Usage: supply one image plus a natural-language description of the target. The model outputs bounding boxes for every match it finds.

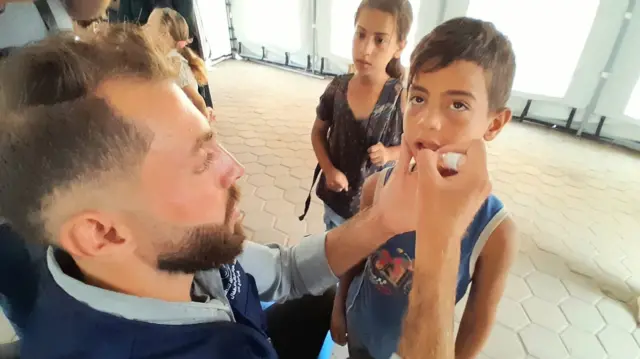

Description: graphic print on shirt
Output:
[220,261,243,300]
[367,248,414,295]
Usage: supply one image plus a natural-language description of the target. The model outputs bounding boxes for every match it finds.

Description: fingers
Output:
[414,148,441,184]
[368,142,383,153]
[395,135,413,174]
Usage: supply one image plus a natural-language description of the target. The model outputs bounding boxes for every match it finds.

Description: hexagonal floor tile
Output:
[243,211,275,231]
[265,199,296,216]
[525,271,569,304]
[496,297,530,331]
[273,175,301,190]
[290,166,312,179]
[519,324,568,359]
[239,195,265,212]
[561,274,604,305]
[284,187,310,203]
[511,252,536,277]
[481,324,527,359]
[596,298,636,332]
[504,274,533,302]
[560,327,607,359]
[248,174,275,187]
[234,152,258,164]
[265,165,290,177]
[559,297,605,334]
[597,325,640,358]
[258,154,282,166]
[275,217,308,237]
[251,228,288,246]
[281,157,306,168]
[244,162,266,175]
[255,185,284,201]
[522,297,568,333]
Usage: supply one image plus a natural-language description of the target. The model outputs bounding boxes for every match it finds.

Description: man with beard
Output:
[0,24,492,359]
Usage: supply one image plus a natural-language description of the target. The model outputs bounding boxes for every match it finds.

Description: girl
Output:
[146,7,210,117]
[303,0,413,231]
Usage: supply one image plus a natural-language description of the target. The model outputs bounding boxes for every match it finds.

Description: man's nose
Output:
[219,145,245,188]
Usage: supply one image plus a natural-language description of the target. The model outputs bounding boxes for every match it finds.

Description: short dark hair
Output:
[409,17,516,111]
[0,24,175,243]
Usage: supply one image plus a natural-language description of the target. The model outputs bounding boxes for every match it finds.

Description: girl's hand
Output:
[326,168,349,192]
[330,298,348,346]
[205,107,216,124]
[368,142,389,166]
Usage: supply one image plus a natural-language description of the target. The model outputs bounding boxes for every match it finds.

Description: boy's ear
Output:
[484,108,512,142]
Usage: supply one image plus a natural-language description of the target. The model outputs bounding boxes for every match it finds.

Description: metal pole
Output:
[225,0,238,55]
[577,1,636,136]
[436,0,447,24]
[311,0,318,74]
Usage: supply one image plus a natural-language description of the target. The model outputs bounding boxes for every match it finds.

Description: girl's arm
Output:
[332,172,381,342]
[182,85,208,116]
[455,217,518,359]
[311,119,335,174]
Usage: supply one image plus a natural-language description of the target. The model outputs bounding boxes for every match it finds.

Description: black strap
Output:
[34,0,59,33]
[298,164,322,221]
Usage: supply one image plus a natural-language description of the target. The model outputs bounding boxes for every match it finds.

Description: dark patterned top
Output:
[315,74,404,219]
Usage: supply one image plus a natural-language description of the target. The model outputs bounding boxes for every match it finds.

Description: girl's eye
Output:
[409,96,424,105]
[195,152,214,174]
[375,36,385,45]
[450,102,469,111]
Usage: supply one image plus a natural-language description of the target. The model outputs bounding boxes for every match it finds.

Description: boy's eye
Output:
[409,95,425,105]
[450,101,469,111]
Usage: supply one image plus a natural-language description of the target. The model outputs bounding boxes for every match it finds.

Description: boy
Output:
[331,16,519,359]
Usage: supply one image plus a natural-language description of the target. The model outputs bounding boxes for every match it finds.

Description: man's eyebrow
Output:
[193,130,214,152]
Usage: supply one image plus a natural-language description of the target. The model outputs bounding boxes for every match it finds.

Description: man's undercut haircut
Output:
[0,23,177,112]
[408,17,516,111]
[0,24,178,244]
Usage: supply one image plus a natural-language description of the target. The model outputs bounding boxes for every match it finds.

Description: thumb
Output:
[395,136,412,174]
[414,148,440,184]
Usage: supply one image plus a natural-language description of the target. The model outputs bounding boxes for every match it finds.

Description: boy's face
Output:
[404,60,511,155]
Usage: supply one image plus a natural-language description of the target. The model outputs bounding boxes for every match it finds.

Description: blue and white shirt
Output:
[346,166,508,359]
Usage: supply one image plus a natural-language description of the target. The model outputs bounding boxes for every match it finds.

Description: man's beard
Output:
[156,185,246,274]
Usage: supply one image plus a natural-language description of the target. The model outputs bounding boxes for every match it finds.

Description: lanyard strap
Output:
[34,0,59,33]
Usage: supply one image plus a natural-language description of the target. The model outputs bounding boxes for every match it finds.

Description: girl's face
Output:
[352,8,403,77]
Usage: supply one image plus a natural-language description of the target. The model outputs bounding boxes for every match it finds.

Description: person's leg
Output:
[265,287,335,359]
[323,204,346,231]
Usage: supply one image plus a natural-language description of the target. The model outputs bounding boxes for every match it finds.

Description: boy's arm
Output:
[455,217,518,359]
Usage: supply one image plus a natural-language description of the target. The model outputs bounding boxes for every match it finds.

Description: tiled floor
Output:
[2,61,640,358]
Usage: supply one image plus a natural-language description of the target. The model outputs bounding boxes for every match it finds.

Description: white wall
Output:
[226,0,640,147]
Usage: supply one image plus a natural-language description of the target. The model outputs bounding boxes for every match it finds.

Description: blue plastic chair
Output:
[260,301,334,359]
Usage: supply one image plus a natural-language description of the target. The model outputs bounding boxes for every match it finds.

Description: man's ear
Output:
[58,211,134,259]
[484,108,512,142]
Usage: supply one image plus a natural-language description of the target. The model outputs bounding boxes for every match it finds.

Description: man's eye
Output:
[195,152,214,174]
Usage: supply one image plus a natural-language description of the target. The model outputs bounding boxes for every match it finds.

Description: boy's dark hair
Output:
[0,24,175,244]
[355,0,413,80]
[409,17,516,111]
